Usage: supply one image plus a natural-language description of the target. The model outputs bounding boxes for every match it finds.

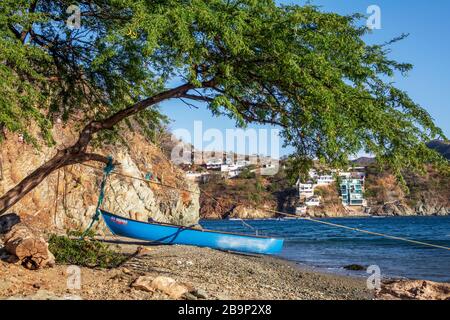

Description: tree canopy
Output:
[0,0,447,213]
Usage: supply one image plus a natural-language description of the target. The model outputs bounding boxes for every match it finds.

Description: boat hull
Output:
[100,210,284,255]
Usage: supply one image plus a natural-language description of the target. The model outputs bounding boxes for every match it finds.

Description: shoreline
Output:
[1,238,449,300]
[1,238,374,300]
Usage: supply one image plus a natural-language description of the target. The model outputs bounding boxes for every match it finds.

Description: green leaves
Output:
[48,232,127,268]
[0,0,446,176]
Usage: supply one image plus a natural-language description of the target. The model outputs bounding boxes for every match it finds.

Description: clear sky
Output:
[160,0,450,157]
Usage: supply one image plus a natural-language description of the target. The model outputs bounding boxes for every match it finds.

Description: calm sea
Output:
[201,216,450,282]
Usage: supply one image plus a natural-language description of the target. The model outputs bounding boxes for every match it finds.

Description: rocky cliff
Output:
[200,175,276,219]
[365,165,450,216]
[0,122,200,232]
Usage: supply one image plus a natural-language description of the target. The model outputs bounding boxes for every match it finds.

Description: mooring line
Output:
[77,162,450,252]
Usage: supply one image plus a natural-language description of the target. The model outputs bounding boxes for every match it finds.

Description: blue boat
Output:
[100,210,284,255]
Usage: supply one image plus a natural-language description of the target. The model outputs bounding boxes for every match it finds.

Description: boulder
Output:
[132,275,192,299]
[151,276,190,299]
[131,276,155,293]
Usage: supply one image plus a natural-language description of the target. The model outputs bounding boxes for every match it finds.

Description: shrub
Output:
[48,232,127,269]
[238,168,256,179]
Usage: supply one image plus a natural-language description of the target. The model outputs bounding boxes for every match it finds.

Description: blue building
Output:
[340,179,365,206]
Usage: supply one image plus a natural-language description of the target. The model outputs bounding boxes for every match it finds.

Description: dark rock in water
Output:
[344,264,366,271]
[0,213,21,235]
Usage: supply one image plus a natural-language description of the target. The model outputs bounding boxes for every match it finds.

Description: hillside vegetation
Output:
[199,149,450,218]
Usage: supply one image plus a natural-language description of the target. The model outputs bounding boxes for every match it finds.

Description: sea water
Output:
[201,216,450,282]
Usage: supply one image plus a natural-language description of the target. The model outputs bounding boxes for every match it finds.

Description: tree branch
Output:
[180,93,214,102]
[0,79,217,215]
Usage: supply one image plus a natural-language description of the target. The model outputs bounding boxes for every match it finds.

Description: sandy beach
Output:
[0,237,373,300]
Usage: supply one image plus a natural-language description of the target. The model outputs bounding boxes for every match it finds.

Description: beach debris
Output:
[0,213,55,270]
[131,275,194,299]
[377,280,450,300]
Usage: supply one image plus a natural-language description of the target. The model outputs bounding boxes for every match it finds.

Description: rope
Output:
[78,161,450,252]
[81,156,115,236]
[79,162,263,235]
[265,209,450,251]
[235,218,260,235]
[80,162,200,195]
[53,169,61,226]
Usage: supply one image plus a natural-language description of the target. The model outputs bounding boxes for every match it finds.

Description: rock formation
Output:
[0,123,200,232]
[377,280,450,300]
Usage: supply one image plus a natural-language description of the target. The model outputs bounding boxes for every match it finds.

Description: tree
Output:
[0,0,446,215]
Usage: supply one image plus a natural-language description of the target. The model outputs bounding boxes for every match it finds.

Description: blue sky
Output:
[160,0,450,157]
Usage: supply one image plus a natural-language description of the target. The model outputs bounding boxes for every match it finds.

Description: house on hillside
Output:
[316,174,334,186]
[296,181,315,199]
[296,166,367,208]
[221,164,242,178]
[186,171,210,183]
[308,169,335,186]
[339,178,366,206]
[206,158,223,170]
[235,160,250,168]
[305,196,321,207]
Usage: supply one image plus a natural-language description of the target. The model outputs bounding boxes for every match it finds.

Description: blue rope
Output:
[82,156,115,237]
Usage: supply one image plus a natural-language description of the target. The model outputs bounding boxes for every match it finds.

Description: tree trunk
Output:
[1,213,54,270]
[0,150,109,215]
[0,81,213,216]
[3,221,55,269]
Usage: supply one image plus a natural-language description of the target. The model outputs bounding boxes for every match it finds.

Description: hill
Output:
[427,140,450,160]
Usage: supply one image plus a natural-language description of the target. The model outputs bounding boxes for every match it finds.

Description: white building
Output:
[206,159,223,170]
[295,205,307,215]
[338,169,365,180]
[186,171,210,183]
[316,174,334,186]
[297,182,315,199]
[307,169,335,186]
[260,162,278,176]
[221,164,243,178]
[221,164,239,172]
[235,160,250,168]
[228,169,242,179]
[305,196,321,207]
